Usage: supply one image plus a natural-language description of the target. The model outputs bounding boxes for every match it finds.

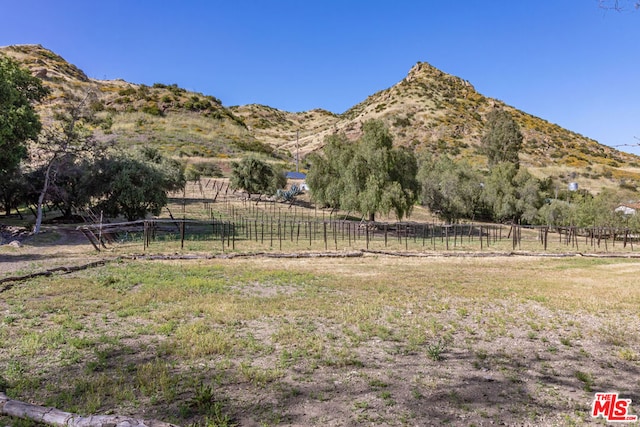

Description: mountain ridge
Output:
[2,44,640,191]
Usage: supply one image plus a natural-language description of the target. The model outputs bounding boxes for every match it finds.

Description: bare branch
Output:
[613,137,640,148]
[599,0,640,11]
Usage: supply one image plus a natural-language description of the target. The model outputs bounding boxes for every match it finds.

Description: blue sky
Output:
[2,1,639,154]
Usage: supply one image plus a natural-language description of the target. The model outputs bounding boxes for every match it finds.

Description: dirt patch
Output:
[0,225,96,277]
[230,281,299,298]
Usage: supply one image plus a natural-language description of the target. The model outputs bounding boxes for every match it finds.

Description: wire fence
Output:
[78,217,638,254]
[76,179,640,254]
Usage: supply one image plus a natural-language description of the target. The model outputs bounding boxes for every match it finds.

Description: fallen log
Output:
[0,392,179,427]
[0,260,111,293]
[125,251,364,261]
[261,250,363,259]
[360,249,640,258]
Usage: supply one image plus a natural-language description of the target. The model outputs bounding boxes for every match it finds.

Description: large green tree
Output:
[229,155,286,199]
[305,134,354,211]
[307,120,419,221]
[95,149,185,221]
[418,156,484,223]
[536,199,574,226]
[480,109,523,168]
[0,56,48,177]
[571,189,622,228]
[483,162,542,223]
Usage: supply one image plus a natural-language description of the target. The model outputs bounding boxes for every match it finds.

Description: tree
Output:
[29,155,100,218]
[483,162,542,223]
[0,167,29,217]
[480,109,523,168]
[0,56,48,178]
[138,146,186,193]
[229,156,286,199]
[418,156,484,223]
[32,92,103,233]
[572,189,622,228]
[305,133,354,211]
[307,120,419,221]
[96,150,185,221]
[536,199,574,226]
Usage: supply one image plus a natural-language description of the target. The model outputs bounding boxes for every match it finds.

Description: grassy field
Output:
[1,251,640,426]
[1,183,640,426]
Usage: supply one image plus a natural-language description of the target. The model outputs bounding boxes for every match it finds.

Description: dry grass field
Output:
[2,232,640,426]
[1,185,640,426]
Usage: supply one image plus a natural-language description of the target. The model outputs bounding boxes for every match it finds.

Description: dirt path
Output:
[0,225,98,277]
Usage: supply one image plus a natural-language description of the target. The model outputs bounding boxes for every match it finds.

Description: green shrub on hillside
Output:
[90,100,105,112]
[142,102,163,116]
[185,162,223,181]
[118,87,136,96]
[184,96,212,112]
[234,139,273,155]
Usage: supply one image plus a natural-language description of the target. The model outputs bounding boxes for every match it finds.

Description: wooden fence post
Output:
[180,219,185,249]
[221,221,225,253]
[323,222,327,251]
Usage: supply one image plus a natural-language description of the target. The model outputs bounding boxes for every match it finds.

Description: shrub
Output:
[118,87,136,96]
[186,162,223,180]
[393,116,411,128]
[375,103,387,112]
[234,139,274,155]
[141,102,163,116]
[90,100,105,112]
[100,115,114,133]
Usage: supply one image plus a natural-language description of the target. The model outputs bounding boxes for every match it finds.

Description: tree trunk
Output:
[33,158,56,234]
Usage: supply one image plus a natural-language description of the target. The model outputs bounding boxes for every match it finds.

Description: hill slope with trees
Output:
[2,44,640,197]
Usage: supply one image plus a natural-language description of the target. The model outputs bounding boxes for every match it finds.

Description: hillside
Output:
[2,44,640,192]
[234,62,638,167]
[0,44,271,159]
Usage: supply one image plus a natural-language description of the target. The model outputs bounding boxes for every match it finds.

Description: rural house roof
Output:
[285,171,307,180]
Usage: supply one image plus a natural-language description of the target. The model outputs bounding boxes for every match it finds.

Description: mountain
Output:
[234,62,638,168]
[2,44,640,191]
[0,44,271,159]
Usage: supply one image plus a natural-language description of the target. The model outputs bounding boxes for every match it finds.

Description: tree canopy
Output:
[0,56,48,176]
[307,120,419,221]
[95,149,185,221]
[229,156,286,198]
[483,162,542,223]
[480,109,523,168]
[418,156,484,223]
[22,147,186,222]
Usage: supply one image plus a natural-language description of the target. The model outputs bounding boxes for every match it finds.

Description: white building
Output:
[615,202,640,216]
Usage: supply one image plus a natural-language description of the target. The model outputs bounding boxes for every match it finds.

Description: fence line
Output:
[78,217,638,254]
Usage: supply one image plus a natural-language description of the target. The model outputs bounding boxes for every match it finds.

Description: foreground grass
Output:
[1,256,639,426]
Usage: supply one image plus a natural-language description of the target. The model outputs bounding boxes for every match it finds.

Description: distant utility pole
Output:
[296,130,299,173]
